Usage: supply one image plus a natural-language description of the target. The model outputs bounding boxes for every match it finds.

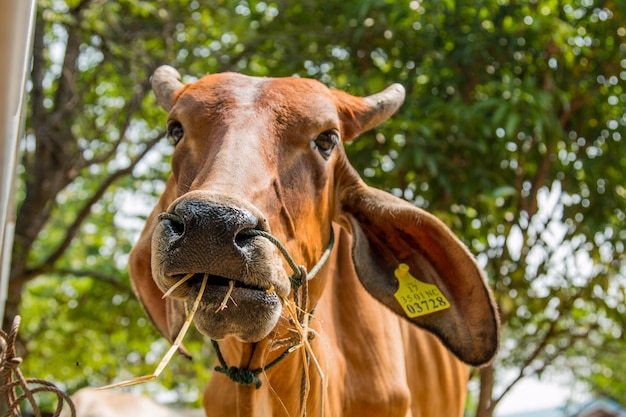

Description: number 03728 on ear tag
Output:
[394,263,450,318]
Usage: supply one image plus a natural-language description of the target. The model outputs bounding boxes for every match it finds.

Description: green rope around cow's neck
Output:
[212,340,298,389]
[210,228,334,389]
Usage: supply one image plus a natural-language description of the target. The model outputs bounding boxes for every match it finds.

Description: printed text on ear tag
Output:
[394,263,450,318]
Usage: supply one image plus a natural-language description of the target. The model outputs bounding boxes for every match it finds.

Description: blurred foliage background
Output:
[4,0,625,415]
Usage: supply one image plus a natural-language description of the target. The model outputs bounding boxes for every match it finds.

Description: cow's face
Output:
[134,67,403,343]
[131,66,499,366]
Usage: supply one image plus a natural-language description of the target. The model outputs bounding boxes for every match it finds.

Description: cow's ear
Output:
[341,182,500,366]
[129,179,191,358]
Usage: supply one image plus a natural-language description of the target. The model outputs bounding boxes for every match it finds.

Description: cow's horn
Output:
[360,83,406,132]
[151,65,184,112]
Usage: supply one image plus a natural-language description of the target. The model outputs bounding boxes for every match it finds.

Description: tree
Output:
[10,0,210,404]
[577,336,626,401]
[347,2,626,415]
[9,0,626,414]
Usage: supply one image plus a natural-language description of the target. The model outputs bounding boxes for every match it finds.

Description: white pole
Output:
[0,0,37,322]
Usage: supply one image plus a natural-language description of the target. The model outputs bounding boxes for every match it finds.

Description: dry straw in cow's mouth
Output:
[98,273,209,390]
[161,272,194,298]
[99,275,324,417]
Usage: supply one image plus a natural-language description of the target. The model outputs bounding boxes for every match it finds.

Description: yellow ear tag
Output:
[394,263,450,318]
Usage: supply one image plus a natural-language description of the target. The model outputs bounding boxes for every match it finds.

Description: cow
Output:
[128,65,500,417]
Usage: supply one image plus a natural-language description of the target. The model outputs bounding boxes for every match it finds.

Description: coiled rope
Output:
[0,315,76,417]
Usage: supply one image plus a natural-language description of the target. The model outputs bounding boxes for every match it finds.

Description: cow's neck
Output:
[207,230,334,416]
[213,318,323,417]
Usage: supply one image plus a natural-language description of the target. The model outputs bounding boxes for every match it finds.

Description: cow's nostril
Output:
[158,212,185,237]
[234,228,257,248]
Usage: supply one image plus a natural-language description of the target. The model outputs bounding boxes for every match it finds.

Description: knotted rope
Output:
[212,340,298,389]
[211,228,334,389]
[0,316,75,417]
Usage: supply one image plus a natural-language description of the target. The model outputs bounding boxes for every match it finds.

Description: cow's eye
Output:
[312,130,339,159]
[167,121,184,145]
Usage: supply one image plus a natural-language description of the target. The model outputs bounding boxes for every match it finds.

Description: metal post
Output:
[0,0,37,323]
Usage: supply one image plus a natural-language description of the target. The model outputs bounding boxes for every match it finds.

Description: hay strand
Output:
[215,280,236,313]
[161,272,195,299]
[99,273,209,390]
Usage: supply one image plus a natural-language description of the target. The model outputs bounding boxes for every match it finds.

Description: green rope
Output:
[210,228,334,389]
[239,229,304,289]
[239,228,335,290]
[212,340,296,389]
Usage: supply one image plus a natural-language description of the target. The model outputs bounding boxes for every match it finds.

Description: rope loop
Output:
[239,228,304,288]
[239,228,334,290]
[1,315,76,417]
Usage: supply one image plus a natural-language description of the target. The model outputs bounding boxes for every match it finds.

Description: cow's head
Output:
[130,66,499,366]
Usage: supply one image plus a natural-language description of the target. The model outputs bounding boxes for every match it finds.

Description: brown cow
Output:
[129,65,499,417]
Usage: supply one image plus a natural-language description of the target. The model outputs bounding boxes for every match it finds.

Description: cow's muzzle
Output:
[151,192,291,342]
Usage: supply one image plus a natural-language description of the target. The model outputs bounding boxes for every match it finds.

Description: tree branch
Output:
[51,13,82,125]
[52,268,130,292]
[29,12,47,141]
[12,133,163,287]
[42,135,163,267]
[81,78,152,169]
[492,316,560,406]
[527,140,554,217]
[492,281,588,409]
[476,364,495,417]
